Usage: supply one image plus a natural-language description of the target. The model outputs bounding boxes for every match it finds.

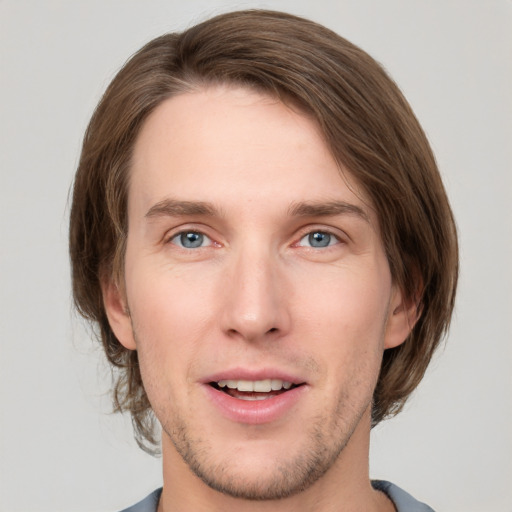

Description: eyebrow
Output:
[145,198,370,223]
[288,200,370,223]
[145,199,219,219]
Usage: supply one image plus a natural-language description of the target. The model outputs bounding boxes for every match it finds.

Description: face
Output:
[104,86,412,500]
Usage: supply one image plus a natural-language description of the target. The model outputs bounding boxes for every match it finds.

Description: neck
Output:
[158,409,394,512]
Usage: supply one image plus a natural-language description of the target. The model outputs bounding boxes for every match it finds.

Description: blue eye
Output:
[299,231,338,248]
[171,231,211,249]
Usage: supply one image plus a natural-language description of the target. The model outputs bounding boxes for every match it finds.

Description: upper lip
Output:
[201,368,306,385]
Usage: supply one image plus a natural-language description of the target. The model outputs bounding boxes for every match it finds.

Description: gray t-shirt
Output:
[119,481,435,511]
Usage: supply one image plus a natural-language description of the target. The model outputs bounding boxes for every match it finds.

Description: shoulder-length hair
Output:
[69,9,458,453]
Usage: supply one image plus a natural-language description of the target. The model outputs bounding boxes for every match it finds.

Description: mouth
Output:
[204,374,308,424]
[209,379,303,401]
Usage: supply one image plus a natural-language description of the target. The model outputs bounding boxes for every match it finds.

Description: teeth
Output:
[238,380,254,392]
[254,379,272,392]
[271,379,282,390]
[217,379,293,392]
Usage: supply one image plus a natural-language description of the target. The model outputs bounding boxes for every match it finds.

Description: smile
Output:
[210,379,299,401]
[204,376,307,423]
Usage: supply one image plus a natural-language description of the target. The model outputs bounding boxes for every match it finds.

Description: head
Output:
[70,8,457,463]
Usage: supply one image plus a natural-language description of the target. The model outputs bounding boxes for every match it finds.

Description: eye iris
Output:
[309,231,330,247]
[180,232,203,248]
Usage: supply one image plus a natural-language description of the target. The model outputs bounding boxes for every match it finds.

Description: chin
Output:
[186,447,340,501]
[164,413,353,501]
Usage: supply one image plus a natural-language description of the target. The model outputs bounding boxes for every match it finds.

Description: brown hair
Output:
[69,9,458,452]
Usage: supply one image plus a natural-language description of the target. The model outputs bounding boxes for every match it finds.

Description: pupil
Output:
[181,232,203,248]
[309,232,330,247]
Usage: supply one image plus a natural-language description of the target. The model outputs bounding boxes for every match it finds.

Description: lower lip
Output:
[203,384,307,425]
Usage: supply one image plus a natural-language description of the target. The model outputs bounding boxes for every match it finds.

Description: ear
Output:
[101,277,137,350]
[384,286,421,349]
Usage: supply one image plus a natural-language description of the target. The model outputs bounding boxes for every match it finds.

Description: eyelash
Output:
[166,227,344,251]
[168,230,214,249]
[295,230,342,249]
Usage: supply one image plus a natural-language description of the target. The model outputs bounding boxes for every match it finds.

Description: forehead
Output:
[129,86,373,221]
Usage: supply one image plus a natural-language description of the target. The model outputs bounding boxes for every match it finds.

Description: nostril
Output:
[267,327,278,334]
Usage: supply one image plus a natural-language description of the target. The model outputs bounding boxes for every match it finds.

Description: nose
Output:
[220,245,290,343]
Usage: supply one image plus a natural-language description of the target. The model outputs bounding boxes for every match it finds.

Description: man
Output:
[69,10,458,512]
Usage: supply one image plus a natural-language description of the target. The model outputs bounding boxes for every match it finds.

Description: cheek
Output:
[125,266,218,386]
[299,265,391,334]
[295,265,391,373]
[127,258,216,327]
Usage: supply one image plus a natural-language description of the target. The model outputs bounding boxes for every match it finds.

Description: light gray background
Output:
[1,1,511,511]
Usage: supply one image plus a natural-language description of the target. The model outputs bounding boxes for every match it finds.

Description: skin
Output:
[104,86,415,511]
